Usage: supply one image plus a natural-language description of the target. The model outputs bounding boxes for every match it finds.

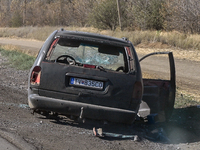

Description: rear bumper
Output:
[28,94,136,124]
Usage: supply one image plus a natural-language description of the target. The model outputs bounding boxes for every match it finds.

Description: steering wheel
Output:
[55,55,76,65]
[116,66,124,72]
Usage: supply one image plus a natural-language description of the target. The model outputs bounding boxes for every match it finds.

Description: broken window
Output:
[45,38,133,73]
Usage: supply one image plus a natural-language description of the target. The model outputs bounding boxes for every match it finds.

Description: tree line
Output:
[0,0,199,34]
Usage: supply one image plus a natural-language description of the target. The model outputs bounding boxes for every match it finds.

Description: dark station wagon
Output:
[28,29,176,124]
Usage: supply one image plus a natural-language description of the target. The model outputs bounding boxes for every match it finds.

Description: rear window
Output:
[45,38,134,72]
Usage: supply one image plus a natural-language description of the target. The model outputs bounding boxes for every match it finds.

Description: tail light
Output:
[30,66,41,85]
[132,81,143,100]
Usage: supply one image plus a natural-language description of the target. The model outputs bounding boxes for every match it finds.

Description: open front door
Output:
[138,52,176,122]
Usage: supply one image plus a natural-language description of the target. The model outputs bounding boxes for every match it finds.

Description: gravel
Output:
[1,51,200,150]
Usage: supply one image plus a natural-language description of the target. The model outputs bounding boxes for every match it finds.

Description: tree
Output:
[89,0,119,30]
[72,0,96,26]
[131,0,166,30]
[167,0,200,33]
[10,0,23,27]
[0,0,199,34]
[0,0,12,26]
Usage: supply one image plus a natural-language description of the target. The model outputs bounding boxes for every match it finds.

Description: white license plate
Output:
[70,77,103,89]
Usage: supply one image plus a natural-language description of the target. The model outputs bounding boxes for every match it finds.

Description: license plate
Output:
[70,77,103,89]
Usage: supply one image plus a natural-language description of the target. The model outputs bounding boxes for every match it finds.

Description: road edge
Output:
[0,128,36,150]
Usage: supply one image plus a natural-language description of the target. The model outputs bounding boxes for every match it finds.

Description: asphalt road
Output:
[0,37,199,99]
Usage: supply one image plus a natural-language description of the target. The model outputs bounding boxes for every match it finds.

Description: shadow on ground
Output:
[36,105,200,144]
[163,106,200,144]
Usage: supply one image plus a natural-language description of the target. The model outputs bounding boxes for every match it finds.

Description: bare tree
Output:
[0,0,12,26]
[10,0,23,27]
[0,0,199,34]
[168,0,200,33]
[131,0,166,30]
[23,0,27,26]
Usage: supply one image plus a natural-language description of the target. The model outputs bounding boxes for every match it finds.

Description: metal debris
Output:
[144,127,171,143]
[93,127,140,140]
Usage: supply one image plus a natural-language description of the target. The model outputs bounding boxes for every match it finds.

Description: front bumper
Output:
[28,94,136,124]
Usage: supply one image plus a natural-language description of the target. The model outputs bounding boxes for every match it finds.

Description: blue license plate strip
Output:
[70,77,103,89]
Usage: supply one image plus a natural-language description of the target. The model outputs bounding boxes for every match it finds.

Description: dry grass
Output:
[0,26,100,41]
[0,26,199,62]
[136,47,200,62]
[0,26,199,50]
[0,45,37,57]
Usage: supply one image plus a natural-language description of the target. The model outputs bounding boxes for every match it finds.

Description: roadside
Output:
[1,38,200,149]
[0,53,174,150]
[0,136,19,150]
[0,38,199,100]
[0,54,36,150]
[0,128,36,150]
[137,42,200,62]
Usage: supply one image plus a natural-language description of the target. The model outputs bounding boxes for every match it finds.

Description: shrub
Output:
[132,0,166,30]
[89,0,118,30]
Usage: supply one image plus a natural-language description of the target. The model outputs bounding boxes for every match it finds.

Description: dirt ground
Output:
[0,39,200,150]
[1,46,200,149]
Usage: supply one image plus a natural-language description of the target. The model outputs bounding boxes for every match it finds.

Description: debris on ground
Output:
[93,127,140,141]
[144,127,171,143]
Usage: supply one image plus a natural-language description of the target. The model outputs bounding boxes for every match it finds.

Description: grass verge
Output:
[175,90,200,108]
[0,48,35,70]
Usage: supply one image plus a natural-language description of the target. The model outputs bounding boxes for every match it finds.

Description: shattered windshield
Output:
[46,38,130,72]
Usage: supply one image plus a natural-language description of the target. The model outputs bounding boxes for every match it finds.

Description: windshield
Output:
[46,38,131,72]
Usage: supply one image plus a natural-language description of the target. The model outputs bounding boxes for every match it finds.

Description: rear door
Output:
[138,52,176,122]
[38,38,138,111]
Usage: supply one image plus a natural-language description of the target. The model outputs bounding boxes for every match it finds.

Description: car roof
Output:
[55,30,131,47]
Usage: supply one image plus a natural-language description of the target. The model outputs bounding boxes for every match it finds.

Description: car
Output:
[28,29,176,124]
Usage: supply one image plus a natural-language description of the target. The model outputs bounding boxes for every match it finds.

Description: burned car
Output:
[28,29,175,124]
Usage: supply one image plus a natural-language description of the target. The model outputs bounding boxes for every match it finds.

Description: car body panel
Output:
[38,62,137,109]
[29,94,136,124]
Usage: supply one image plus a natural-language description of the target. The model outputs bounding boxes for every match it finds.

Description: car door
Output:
[38,38,139,111]
[138,52,176,122]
